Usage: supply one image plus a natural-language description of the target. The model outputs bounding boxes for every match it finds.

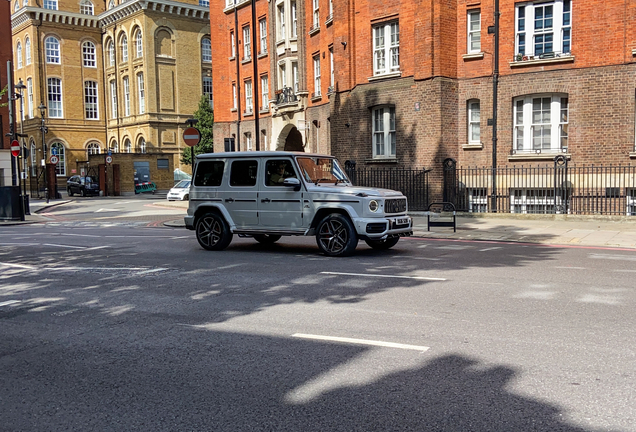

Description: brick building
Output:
[211,0,636,210]
[10,0,211,193]
[1,0,14,186]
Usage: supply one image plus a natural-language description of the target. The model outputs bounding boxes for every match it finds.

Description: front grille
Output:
[366,222,387,234]
[385,198,407,214]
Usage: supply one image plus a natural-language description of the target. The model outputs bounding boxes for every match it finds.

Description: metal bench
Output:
[427,202,456,232]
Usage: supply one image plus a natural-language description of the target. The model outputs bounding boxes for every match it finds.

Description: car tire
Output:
[67,188,73,197]
[81,188,86,197]
[365,237,400,250]
[183,194,189,201]
[254,234,282,244]
[196,212,233,251]
[316,213,358,257]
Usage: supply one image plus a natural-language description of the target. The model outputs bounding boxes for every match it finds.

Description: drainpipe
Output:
[234,0,241,151]
[491,0,500,213]
[251,0,259,150]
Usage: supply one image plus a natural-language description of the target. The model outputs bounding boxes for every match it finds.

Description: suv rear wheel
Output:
[316,213,358,257]
[67,188,73,197]
[254,234,281,244]
[365,237,400,250]
[196,212,233,251]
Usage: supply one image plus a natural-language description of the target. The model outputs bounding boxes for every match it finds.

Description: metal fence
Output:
[345,166,431,211]
[452,161,636,215]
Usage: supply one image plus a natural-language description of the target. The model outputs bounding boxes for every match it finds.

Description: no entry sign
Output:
[183,127,201,147]
[10,140,20,157]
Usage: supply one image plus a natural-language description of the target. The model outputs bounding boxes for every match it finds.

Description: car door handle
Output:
[225,198,234,203]
[261,198,271,203]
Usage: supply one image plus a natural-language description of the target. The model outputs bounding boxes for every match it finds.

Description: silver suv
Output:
[184,151,412,257]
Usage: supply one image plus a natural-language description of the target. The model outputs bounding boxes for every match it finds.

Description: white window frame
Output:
[468,100,480,144]
[30,141,36,175]
[138,138,146,154]
[260,75,268,110]
[202,37,212,62]
[27,77,33,119]
[138,73,145,114]
[50,142,65,176]
[372,106,396,159]
[82,41,96,67]
[291,1,297,38]
[513,94,569,154]
[45,36,60,64]
[467,10,481,53]
[123,76,130,116]
[329,48,334,87]
[232,83,237,109]
[245,132,252,151]
[80,0,94,15]
[243,26,251,60]
[313,56,321,97]
[135,30,143,58]
[292,61,298,94]
[47,77,63,118]
[515,0,571,58]
[259,19,267,54]
[245,80,253,113]
[278,5,286,41]
[107,40,115,66]
[43,0,57,10]
[87,142,100,155]
[108,0,114,9]
[373,22,399,76]
[84,81,99,119]
[312,0,319,29]
[279,63,286,89]
[25,37,31,65]
[124,139,132,153]
[121,35,128,62]
[511,188,560,214]
[110,80,117,118]
[17,42,22,69]
[199,0,209,6]
[230,31,236,58]
[468,188,488,213]
[203,76,213,107]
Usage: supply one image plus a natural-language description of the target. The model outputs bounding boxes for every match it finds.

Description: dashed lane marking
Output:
[320,271,446,281]
[292,333,430,352]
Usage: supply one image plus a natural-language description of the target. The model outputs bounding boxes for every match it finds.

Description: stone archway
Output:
[276,123,305,152]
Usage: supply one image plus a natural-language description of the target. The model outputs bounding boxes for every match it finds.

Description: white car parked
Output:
[167,180,191,201]
[185,152,412,256]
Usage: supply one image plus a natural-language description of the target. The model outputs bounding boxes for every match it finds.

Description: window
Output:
[260,75,268,110]
[82,41,96,67]
[194,161,224,186]
[157,159,169,169]
[135,30,143,58]
[47,78,62,118]
[513,94,569,153]
[230,160,258,187]
[138,137,146,154]
[313,55,321,97]
[87,142,100,155]
[45,36,60,64]
[245,80,253,113]
[372,106,396,158]
[468,188,488,213]
[108,0,114,9]
[43,0,57,10]
[110,141,119,153]
[80,0,94,15]
[329,47,334,88]
[312,0,319,29]
[107,40,115,66]
[373,22,399,76]
[124,139,131,153]
[243,26,251,60]
[232,83,237,109]
[266,159,297,186]
[203,77,213,107]
[199,0,209,6]
[137,73,145,114]
[511,188,559,214]
[202,37,212,62]
[259,19,267,54]
[16,42,22,69]
[27,78,33,119]
[121,35,128,62]
[245,132,252,151]
[515,0,571,57]
[279,63,286,89]
[14,0,19,11]
[110,80,117,118]
[30,141,36,176]
[468,11,481,53]
[123,76,130,116]
[291,1,297,38]
[278,5,285,40]
[468,100,480,144]
[292,62,298,94]
[25,37,31,65]
[50,143,65,176]
[230,31,236,58]
[84,81,98,119]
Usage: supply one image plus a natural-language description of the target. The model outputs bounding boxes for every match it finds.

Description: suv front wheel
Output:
[196,212,233,251]
[316,213,358,257]
[365,237,400,250]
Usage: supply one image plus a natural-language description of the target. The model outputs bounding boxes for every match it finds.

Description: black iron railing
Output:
[275,87,298,105]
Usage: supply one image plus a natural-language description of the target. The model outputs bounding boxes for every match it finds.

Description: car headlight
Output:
[369,200,380,212]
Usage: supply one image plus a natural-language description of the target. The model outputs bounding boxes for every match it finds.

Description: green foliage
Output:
[181,95,214,166]
[0,85,8,108]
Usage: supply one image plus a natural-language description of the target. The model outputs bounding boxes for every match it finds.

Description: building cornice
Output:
[11,6,101,30]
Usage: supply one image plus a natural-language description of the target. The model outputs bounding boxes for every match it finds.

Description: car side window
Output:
[230,160,258,187]
[194,161,225,186]
[265,159,297,187]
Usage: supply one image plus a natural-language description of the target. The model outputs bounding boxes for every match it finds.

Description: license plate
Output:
[396,218,409,225]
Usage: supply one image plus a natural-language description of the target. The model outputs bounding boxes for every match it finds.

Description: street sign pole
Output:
[184,119,201,169]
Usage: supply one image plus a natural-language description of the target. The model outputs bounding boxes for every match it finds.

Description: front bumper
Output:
[184,215,195,230]
[353,215,413,240]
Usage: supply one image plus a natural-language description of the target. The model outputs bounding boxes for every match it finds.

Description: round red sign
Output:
[50,155,59,165]
[10,140,20,157]
[183,127,201,147]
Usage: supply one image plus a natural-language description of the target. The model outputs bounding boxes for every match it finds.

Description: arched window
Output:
[110,140,119,153]
[120,34,128,62]
[14,1,20,11]
[82,41,96,67]
[107,40,115,67]
[108,0,114,9]
[137,137,146,154]
[79,0,93,14]
[16,42,23,68]
[201,37,211,62]
[25,37,31,65]
[30,141,36,176]
[23,0,28,6]
[135,29,143,58]
[87,142,100,155]
[45,36,60,64]
[50,142,66,176]
[124,139,131,153]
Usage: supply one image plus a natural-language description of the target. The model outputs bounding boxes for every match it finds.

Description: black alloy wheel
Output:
[196,212,233,251]
[67,188,73,197]
[365,237,400,250]
[316,213,358,257]
[80,188,86,197]
[254,234,282,244]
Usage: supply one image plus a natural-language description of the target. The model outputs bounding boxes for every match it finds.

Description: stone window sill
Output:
[463,52,484,60]
[241,57,252,65]
[510,55,574,68]
[309,26,320,36]
[629,152,636,159]
[368,71,402,82]
[508,153,571,161]
[257,52,267,59]
[463,143,483,150]
[310,95,322,102]
[365,158,398,164]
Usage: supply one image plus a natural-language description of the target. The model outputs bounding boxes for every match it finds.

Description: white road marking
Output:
[95,208,122,213]
[589,253,636,261]
[0,300,22,307]
[320,271,446,281]
[0,262,35,269]
[0,242,40,246]
[292,333,430,352]
[0,262,167,273]
[42,243,87,249]
[614,269,636,273]
[554,266,586,270]
[479,247,502,252]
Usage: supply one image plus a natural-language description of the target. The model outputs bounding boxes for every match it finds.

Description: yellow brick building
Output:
[10,0,212,193]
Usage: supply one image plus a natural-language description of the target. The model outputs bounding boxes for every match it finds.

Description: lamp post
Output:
[15,79,29,214]
[38,103,49,203]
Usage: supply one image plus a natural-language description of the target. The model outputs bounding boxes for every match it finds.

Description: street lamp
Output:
[14,79,29,214]
[38,103,49,203]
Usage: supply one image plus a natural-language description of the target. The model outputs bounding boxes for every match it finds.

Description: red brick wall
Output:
[1,0,11,150]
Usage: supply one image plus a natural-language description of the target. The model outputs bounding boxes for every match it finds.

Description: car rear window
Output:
[230,160,258,187]
[194,161,225,187]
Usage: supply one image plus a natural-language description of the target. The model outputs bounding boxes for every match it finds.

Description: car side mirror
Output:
[283,177,301,191]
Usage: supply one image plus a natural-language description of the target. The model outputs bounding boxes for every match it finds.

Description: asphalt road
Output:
[1,204,635,431]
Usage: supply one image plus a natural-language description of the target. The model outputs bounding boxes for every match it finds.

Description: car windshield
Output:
[296,157,351,185]
[175,180,191,189]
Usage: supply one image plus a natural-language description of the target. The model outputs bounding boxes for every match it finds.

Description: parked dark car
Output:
[67,176,100,197]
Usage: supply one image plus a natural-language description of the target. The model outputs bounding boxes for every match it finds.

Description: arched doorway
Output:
[276,123,304,152]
